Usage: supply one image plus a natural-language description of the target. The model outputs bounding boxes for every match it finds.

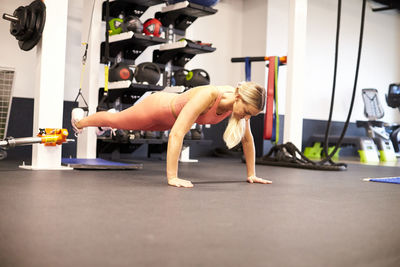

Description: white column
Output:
[29,0,69,170]
[283,0,307,148]
[76,0,102,159]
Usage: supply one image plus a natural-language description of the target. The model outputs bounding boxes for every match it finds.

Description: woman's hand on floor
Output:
[168,177,194,188]
[247,175,272,184]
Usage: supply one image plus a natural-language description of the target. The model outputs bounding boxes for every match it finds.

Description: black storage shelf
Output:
[155,1,217,31]
[101,32,167,64]
[101,83,163,93]
[98,137,212,146]
[129,83,164,93]
[183,139,212,146]
[102,0,166,20]
[130,138,165,144]
[153,41,216,67]
[97,0,217,157]
[98,83,163,105]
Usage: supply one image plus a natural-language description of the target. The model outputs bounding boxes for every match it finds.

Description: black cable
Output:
[322,0,341,165]
[319,0,367,166]
[75,0,96,113]
[98,0,111,111]
[104,0,110,65]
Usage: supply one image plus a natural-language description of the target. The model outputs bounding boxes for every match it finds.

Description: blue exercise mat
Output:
[62,158,142,170]
[363,177,400,184]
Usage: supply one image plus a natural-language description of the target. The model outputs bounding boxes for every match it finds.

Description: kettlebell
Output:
[109,18,123,36]
[186,69,210,87]
[109,63,133,82]
[121,15,143,33]
[173,69,190,86]
[134,62,161,85]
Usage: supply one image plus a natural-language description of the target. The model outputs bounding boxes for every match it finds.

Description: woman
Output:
[71,81,272,188]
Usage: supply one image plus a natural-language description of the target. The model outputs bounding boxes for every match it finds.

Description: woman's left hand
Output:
[247,175,272,184]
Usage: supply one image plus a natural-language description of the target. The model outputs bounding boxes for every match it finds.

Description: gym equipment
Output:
[304,142,340,161]
[134,62,161,85]
[168,0,220,7]
[385,83,400,153]
[2,0,46,51]
[143,18,163,37]
[0,128,73,160]
[98,0,112,112]
[121,15,143,33]
[240,56,350,170]
[109,18,123,36]
[356,88,397,162]
[173,69,190,86]
[233,0,368,171]
[306,134,380,164]
[231,56,285,143]
[255,143,347,171]
[264,57,276,140]
[73,0,96,113]
[185,69,210,87]
[0,128,71,149]
[371,0,400,11]
[61,158,142,170]
[386,83,400,109]
[109,63,134,82]
[257,0,367,170]
[363,177,400,184]
[316,0,366,167]
[172,68,210,87]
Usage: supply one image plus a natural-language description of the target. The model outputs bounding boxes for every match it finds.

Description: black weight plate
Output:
[19,0,46,51]
[16,7,36,41]
[10,6,27,38]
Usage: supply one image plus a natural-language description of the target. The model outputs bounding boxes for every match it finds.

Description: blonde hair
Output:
[223,82,266,149]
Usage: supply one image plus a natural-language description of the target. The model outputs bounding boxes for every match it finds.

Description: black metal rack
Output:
[99,83,164,105]
[155,1,217,31]
[153,41,215,67]
[101,0,166,20]
[100,33,167,64]
[98,0,217,159]
[98,136,212,146]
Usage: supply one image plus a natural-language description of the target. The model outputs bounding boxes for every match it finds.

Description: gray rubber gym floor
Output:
[0,157,399,267]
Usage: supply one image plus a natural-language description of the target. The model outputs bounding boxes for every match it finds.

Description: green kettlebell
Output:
[109,18,123,36]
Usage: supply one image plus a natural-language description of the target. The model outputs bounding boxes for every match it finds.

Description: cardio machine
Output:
[356,85,400,161]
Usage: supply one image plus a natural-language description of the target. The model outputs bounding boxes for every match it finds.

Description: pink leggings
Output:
[87,92,178,131]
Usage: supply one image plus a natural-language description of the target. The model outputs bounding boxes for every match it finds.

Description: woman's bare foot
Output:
[168,177,194,188]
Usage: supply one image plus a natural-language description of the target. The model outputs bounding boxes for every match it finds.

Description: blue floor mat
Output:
[363,177,400,184]
[62,158,142,170]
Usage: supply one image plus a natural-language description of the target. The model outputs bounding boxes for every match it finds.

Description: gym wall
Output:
[267,0,400,124]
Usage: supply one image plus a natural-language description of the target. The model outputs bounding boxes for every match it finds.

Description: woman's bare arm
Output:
[241,119,256,177]
[166,87,216,187]
[241,119,272,184]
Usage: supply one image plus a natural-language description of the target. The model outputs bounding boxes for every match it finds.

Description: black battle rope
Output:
[321,0,341,165]
[104,0,110,69]
[319,0,367,166]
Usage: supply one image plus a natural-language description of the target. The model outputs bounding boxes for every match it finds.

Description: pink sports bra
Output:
[173,89,232,125]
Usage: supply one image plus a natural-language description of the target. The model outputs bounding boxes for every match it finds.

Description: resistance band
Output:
[245,57,251,81]
[272,56,280,144]
[264,56,275,140]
